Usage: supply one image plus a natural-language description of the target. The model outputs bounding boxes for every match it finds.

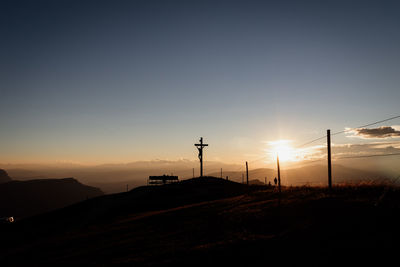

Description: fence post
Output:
[246,161,249,186]
[327,129,332,190]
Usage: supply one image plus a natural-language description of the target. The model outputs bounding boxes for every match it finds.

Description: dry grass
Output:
[1,179,400,265]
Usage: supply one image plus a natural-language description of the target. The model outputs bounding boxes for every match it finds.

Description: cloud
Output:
[347,126,400,139]
[331,142,400,156]
[301,141,400,161]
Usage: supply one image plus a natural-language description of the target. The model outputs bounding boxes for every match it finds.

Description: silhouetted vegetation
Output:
[0,178,399,265]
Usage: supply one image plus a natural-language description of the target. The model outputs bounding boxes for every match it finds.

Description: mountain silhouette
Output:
[2,160,241,193]
[0,169,11,183]
[0,178,103,218]
[209,164,387,186]
[4,163,389,194]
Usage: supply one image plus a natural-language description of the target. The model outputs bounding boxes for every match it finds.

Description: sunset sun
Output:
[267,140,297,162]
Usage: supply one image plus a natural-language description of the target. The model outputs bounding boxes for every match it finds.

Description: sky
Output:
[1,0,400,165]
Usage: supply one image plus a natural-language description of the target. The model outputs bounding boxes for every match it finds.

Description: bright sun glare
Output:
[267,140,297,162]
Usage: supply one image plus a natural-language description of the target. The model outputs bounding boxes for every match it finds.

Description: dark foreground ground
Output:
[1,177,400,266]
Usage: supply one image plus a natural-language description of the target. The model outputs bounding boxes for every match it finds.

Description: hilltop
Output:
[0,177,399,265]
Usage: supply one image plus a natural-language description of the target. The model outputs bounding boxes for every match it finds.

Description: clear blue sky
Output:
[1,0,400,164]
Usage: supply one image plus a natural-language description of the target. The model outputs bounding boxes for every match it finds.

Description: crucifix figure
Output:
[194,137,208,177]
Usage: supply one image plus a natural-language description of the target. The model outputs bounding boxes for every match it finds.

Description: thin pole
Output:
[277,155,281,194]
[200,138,203,177]
[193,168,194,178]
[327,129,332,190]
[246,161,249,186]
[221,168,222,179]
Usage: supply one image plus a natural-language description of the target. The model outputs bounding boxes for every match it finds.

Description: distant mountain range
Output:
[1,161,395,194]
[209,164,390,186]
[1,160,241,193]
[0,169,103,218]
[0,169,12,183]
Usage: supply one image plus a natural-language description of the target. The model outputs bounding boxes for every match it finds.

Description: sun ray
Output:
[267,140,296,162]
[264,140,319,163]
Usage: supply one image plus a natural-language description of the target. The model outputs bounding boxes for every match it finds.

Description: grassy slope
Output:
[1,178,400,266]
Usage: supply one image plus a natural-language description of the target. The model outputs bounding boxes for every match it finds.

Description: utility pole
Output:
[220,168,222,179]
[327,129,332,190]
[246,161,249,186]
[194,137,208,178]
[192,168,195,178]
[277,155,281,194]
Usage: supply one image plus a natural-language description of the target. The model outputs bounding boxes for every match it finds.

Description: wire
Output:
[248,155,269,164]
[222,115,400,174]
[230,163,246,173]
[297,135,327,148]
[296,114,400,148]
[296,158,326,165]
[334,152,400,160]
[331,115,400,136]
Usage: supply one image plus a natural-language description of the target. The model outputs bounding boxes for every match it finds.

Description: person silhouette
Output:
[274,177,277,186]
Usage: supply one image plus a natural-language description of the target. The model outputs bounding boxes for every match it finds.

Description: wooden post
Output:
[246,161,249,186]
[200,148,203,177]
[277,155,281,194]
[327,129,332,190]
[275,155,282,208]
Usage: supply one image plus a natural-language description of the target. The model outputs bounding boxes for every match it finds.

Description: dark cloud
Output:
[349,126,400,139]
